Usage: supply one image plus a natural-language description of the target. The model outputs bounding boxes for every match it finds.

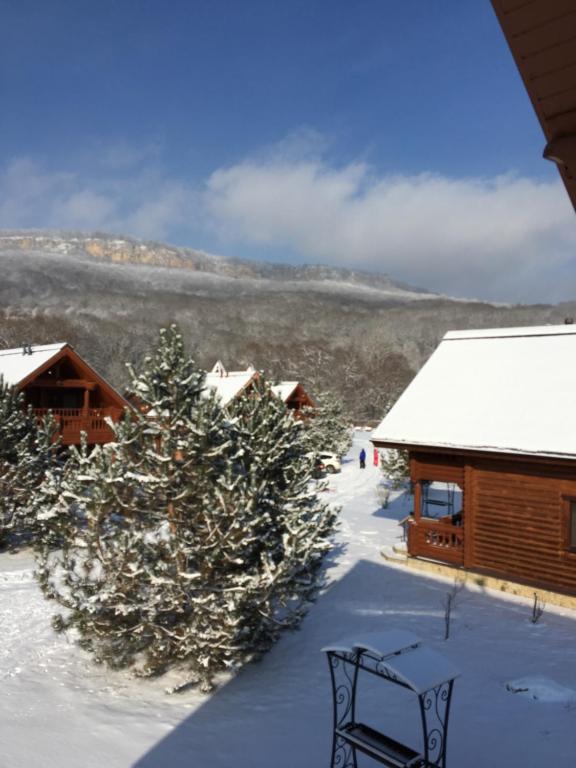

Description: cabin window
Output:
[418,480,463,525]
[47,389,84,410]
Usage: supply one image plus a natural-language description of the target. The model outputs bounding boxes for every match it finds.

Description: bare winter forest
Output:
[1,232,573,420]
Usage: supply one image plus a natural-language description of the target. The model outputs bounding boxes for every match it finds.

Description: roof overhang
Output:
[371,437,576,467]
[16,344,130,410]
[491,0,576,211]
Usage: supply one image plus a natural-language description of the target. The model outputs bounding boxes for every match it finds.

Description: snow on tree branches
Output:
[223,383,337,658]
[36,325,337,690]
[380,448,410,489]
[303,389,351,457]
[0,377,56,548]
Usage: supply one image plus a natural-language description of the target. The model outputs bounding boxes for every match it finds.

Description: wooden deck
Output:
[34,407,123,445]
[407,518,464,566]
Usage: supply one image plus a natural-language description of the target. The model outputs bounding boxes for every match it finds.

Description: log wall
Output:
[410,452,576,595]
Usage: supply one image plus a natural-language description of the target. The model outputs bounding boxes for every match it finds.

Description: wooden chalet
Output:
[372,325,576,596]
[204,361,261,406]
[0,343,128,446]
[271,381,316,419]
[204,362,315,418]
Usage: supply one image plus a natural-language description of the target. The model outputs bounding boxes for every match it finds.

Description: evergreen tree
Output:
[36,410,231,680]
[126,324,205,425]
[221,382,337,661]
[303,389,352,456]
[380,448,410,489]
[36,327,336,690]
[0,377,56,548]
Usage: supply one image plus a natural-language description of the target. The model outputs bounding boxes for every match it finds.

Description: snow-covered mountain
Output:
[0,231,437,302]
[0,230,572,420]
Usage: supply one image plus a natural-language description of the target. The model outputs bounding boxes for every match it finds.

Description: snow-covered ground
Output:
[2,432,576,767]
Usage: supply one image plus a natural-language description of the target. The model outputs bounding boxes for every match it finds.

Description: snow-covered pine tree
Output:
[37,326,337,691]
[36,325,232,686]
[0,376,56,548]
[218,381,337,662]
[303,389,352,457]
[36,410,230,678]
[126,323,206,425]
[380,447,410,489]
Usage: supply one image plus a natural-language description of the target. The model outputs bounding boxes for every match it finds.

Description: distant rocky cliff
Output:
[0,230,572,420]
[0,231,429,294]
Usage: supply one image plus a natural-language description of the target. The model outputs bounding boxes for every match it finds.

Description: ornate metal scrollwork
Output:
[419,680,453,768]
[327,652,359,767]
[326,643,456,768]
[332,734,357,768]
[374,657,402,684]
[328,652,358,728]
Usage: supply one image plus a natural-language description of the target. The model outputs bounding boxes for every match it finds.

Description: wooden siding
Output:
[470,462,576,593]
[411,452,465,485]
[408,452,576,594]
[284,384,316,420]
[19,345,129,446]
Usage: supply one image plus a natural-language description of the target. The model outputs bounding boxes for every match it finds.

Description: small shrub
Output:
[531,593,545,624]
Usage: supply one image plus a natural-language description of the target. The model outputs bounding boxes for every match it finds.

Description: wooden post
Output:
[83,388,90,416]
[463,463,474,569]
[413,482,422,522]
[411,455,422,522]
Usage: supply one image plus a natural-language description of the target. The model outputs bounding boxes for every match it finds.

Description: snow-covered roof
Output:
[204,369,259,406]
[271,382,299,402]
[372,325,576,460]
[0,343,67,387]
[323,630,459,694]
[210,360,227,376]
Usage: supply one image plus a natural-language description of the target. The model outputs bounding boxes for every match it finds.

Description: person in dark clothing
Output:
[359,448,366,469]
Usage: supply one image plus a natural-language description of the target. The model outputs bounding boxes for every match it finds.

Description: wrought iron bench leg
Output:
[328,651,359,768]
[330,735,357,768]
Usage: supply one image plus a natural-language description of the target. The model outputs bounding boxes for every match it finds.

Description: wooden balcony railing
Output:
[34,407,123,445]
[407,518,464,566]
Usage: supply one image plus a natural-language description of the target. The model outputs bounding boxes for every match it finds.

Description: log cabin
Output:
[204,362,316,419]
[204,361,261,406]
[371,325,576,596]
[0,343,129,446]
[271,382,316,420]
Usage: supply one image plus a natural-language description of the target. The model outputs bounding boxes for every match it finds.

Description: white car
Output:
[319,452,342,474]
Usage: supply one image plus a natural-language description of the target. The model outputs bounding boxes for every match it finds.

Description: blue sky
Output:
[1,0,575,302]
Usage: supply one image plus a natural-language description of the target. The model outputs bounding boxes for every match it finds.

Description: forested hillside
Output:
[1,232,573,420]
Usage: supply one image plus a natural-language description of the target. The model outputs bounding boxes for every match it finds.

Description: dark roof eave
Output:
[370,437,576,467]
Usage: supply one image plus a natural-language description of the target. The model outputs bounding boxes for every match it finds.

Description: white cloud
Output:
[1,139,575,302]
[203,156,576,302]
[0,154,196,242]
[96,140,161,170]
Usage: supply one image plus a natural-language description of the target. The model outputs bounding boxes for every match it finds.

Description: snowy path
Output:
[1,433,576,766]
